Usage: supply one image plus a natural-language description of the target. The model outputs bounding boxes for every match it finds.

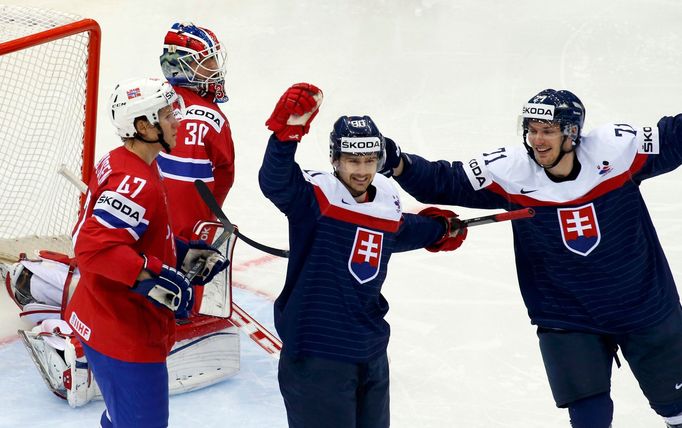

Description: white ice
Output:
[1,0,682,426]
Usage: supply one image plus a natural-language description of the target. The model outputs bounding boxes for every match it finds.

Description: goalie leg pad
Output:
[14,256,79,324]
[18,319,101,407]
[19,327,69,398]
[3,259,32,307]
[167,323,240,395]
[64,337,101,408]
[22,310,240,407]
[3,252,80,323]
[21,258,75,307]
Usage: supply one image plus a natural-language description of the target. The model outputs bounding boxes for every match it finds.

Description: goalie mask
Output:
[329,115,386,170]
[109,77,184,152]
[519,89,585,168]
[160,22,228,103]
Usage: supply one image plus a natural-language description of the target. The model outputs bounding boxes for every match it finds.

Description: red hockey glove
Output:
[266,82,323,142]
[419,207,468,252]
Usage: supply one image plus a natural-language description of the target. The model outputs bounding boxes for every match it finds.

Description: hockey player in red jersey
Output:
[260,83,468,428]
[158,20,240,341]
[382,89,682,428]
[3,23,243,412]
[159,22,235,239]
[64,77,226,428]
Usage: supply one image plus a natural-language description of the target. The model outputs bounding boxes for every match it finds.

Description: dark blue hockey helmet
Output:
[329,115,385,169]
[521,89,585,145]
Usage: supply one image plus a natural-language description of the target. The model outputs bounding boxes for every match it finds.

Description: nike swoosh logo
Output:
[341,199,352,205]
[520,188,537,194]
[676,383,682,390]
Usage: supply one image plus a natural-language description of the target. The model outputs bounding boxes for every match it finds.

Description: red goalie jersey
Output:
[66,146,177,363]
[156,86,235,239]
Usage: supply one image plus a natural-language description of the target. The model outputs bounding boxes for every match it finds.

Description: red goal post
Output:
[0,5,101,261]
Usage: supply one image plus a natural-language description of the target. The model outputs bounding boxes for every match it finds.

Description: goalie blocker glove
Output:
[175,238,228,285]
[134,255,193,318]
[266,82,323,142]
[418,207,468,252]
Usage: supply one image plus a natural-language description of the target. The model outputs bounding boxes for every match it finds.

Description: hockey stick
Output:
[194,180,283,357]
[461,207,535,227]
[58,164,87,193]
[230,302,282,356]
[193,180,289,258]
[196,175,535,259]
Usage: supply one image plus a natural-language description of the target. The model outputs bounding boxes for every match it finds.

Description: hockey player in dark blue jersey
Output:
[259,82,468,428]
[382,88,682,428]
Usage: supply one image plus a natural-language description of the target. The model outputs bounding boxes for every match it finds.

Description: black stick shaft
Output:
[194,180,289,258]
[462,208,535,227]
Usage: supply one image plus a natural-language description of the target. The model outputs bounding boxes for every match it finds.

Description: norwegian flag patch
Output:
[127,87,141,99]
[557,203,601,256]
[348,227,383,284]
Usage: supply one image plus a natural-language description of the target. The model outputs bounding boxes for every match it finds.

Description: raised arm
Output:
[259,83,323,215]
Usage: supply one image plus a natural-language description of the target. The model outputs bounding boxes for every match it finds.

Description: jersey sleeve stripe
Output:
[157,155,214,181]
[93,209,149,240]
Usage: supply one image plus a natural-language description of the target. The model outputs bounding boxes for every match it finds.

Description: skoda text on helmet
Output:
[109,77,184,153]
[160,22,228,103]
[520,89,586,168]
[329,115,386,170]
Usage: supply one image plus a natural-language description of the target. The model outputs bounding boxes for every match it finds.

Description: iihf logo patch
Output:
[597,160,613,176]
[393,195,401,213]
[348,227,383,284]
[557,203,601,256]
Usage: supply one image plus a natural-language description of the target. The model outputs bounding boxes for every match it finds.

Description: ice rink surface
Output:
[1,0,682,426]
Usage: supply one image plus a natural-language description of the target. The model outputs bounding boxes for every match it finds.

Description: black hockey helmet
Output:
[520,89,586,167]
[329,115,386,170]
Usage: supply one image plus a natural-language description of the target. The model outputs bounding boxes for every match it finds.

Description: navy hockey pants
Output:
[81,342,169,428]
[278,352,390,428]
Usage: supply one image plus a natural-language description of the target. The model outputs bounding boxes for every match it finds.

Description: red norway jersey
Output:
[66,146,177,363]
[156,86,235,239]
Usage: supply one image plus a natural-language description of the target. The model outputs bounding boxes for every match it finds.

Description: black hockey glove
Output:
[379,137,402,177]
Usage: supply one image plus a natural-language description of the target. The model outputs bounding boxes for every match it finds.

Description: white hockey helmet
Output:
[109,77,183,138]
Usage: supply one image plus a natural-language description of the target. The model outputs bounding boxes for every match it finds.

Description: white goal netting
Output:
[0,5,98,261]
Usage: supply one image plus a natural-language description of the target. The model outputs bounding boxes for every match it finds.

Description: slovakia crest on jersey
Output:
[348,227,384,284]
[557,203,601,256]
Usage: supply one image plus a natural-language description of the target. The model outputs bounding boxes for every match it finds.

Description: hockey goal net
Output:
[0,5,100,262]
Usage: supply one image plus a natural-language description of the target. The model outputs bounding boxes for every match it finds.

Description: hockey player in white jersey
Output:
[381,89,682,428]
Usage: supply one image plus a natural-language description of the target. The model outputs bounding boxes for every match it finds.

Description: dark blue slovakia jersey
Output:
[396,116,682,334]
[259,136,445,362]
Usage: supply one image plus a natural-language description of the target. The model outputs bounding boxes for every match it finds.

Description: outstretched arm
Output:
[393,208,467,254]
[382,138,508,209]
